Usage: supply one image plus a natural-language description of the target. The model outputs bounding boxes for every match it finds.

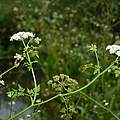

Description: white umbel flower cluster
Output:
[14,53,23,60]
[10,32,35,41]
[106,45,120,56]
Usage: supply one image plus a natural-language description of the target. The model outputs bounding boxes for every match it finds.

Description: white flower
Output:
[106,44,120,56]
[116,50,120,56]
[103,99,106,103]
[10,32,35,41]
[14,53,23,60]
[104,102,109,106]
[0,80,5,85]
[37,110,41,113]
[34,37,42,44]
[26,114,31,117]
[12,101,15,105]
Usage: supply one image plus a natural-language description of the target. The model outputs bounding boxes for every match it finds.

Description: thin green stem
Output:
[80,92,120,120]
[31,67,37,103]
[22,39,37,104]
[8,58,118,119]
[34,94,61,107]
[61,60,116,97]
[94,49,102,90]
[34,59,117,107]
[0,65,16,78]
[95,50,100,74]
[8,94,61,119]
[109,95,115,110]
[8,105,33,120]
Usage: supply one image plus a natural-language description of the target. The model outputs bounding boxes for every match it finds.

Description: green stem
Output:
[0,65,16,78]
[61,60,116,97]
[94,49,102,90]
[31,67,37,103]
[95,50,100,74]
[8,58,118,119]
[80,92,120,120]
[34,59,117,107]
[109,95,115,110]
[22,39,37,104]
[34,94,61,106]
[8,105,33,120]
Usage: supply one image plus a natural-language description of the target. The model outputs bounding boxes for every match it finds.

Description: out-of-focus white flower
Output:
[8,94,12,98]
[103,99,109,106]
[10,32,35,41]
[103,99,106,103]
[93,105,97,108]
[106,45,120,56]
[0,80,5,85]
[12,101,15,105]
[14,53,23,60]
[26,114,31,117]
[37,110,41,113]
[104,102,109,106]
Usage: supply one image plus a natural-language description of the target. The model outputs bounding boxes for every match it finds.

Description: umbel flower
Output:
[14,53,23,61]
[10,32,35,41]
[106,45,120,56]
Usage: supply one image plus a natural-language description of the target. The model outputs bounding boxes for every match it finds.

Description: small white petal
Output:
[26,114,31,117]
[116,50,120,56]
[105,102,109,106]
[0,80,5,85]
[106,44,120,56]
[12,101,15,105]
[37,110,41,113]
[106,45,111,50]
[14,53,23,60]
[103,99,106,103]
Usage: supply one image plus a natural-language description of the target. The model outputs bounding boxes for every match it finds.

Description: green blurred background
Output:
[0,0,120,120]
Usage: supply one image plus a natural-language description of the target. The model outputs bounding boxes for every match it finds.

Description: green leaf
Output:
[60,107,66,113]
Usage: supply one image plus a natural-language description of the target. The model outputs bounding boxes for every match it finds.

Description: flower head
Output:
[10,32,35,41]
[106,44,120,56]
[14,53,23,60]
[88,44,97,52]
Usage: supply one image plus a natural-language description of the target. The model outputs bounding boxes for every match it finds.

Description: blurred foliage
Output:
[0,0,120,120]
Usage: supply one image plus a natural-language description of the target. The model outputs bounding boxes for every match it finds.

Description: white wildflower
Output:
[107,69,111,73]
[26,114,31,117]
[14,53,23,60]
[8,94,12,98]
[0,80,5,85]
[106,44,120,56]
[34,37,41,44]
[12,101,15,105]
[37,110,41,113]
[103,99,106,103]
[104,102,109,106]
[10,32,35,41]
[103,99,109,106]
[116,50,120,56]
[93,105,97,108]
[88,44,97,51]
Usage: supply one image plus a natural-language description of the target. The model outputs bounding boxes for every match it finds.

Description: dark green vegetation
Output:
[0,0,120,120]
